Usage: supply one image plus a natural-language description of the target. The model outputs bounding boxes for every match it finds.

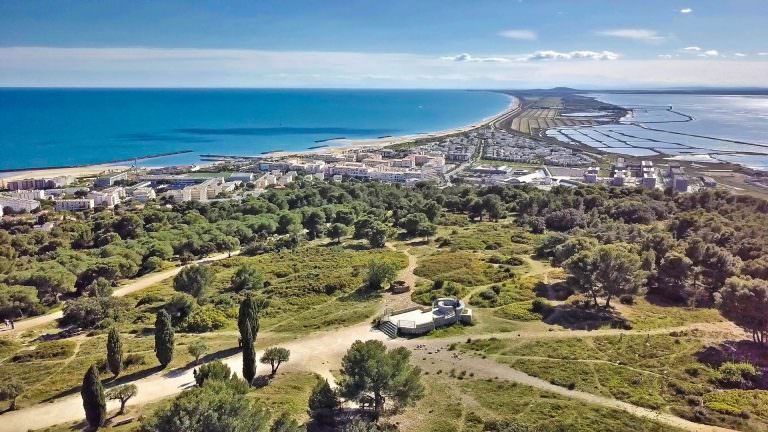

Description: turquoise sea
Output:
[0,89,510,171]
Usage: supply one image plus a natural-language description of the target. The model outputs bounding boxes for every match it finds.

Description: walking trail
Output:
[0,243,743,432]
[0,250,239,337]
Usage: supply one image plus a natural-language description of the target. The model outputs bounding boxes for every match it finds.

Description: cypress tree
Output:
[81,364,106,428]
[107,327,123,377]
[238,295,260,384]
[154,309,175,367]
[242,326,256,384]
[237,294,260,340]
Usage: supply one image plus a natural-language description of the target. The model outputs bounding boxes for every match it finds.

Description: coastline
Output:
[267,94,520,158]
[0,94,519,181]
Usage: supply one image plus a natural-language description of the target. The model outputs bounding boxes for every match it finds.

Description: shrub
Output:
[62,297,129,328]
[619,294,635,305]
[183,305,229,333]
[715,362,759,389]
[123,353,146,368]
[531,298,554,316]
[11,340,75,362]
[193,360,232,387]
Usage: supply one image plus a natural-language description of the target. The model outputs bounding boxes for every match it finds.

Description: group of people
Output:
[3,319,14,330]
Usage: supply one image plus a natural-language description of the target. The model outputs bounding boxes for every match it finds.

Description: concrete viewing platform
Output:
[382,297,472,336]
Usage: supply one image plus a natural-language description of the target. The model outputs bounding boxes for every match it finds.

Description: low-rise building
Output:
[641,173,657,189]
[89,186,124,208]
[7,190,45,200]
[0,195,40,212]
[94,172,128,188]
[6,176,73,191]
[228,172,254,183]
[54,199,94,211]
[673,175,689,193]
[132,187,156,202]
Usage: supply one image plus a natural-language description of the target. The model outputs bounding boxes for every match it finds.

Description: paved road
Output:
[0,250,240,337]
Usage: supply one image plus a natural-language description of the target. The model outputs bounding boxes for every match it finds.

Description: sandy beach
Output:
[269,94,520,157]
[0,164,130,183]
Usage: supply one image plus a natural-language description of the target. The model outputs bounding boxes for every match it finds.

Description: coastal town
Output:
[0,118,723,217]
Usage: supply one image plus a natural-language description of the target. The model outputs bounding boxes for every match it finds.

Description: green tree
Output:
[303,209,326,240]
[716,277,768,345]
[85,277,113,297]
[400,213,430,238]
[327,223,349,243]
[0,380,23,410]
[270,412,303,432]
[367,222,389,248]
[277,212,300,235]
[260,347,290,376]
[193,360,232,387]
[238,295,262,384]
[139,379,269,432]
[106,384,137,415]
[173,264,214,301]
[239,329,255,385]
[107,327,123,377]
[81,364,106,428]
[591,243,643,308]
[29,265,76,302]
[187,339,209,365]
[154,309,175,367]
[308,378,338,424]
[231,265,264,292]
[552,236,598,267]
[563,250,597,306]
[421,200,442,222]
[366,260,398,290]
[482,194,505,221]
[340,340,424,414]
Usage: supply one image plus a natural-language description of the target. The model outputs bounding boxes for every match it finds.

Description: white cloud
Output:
[683,46,701,51]
[497,29,537,40]
[759,52,768,56]
[658,54,673,59]
[680,8,693,14]
[596,29,665,44]
[734,53,748,57]
[1,46,767,89]
[703,50,720,57]
[441,53,510,63]
[523,50,620,61]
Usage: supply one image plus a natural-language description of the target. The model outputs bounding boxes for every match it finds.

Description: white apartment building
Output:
[253,173,277,189]
[0,195,41,212]
[166,178,224,202]
[89,187,125,208]
[54,199,95,211]
[132,187,156,202]
[7,190,45,200]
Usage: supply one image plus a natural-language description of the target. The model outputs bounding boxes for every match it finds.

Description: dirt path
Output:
[0,320,743,432]
[402,339,737,432]
[0,250,240,337]
[381,243,419,313]
[0,321,383,432]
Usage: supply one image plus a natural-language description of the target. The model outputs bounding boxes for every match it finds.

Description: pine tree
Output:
[81,364,106,428]
[154,309,175,367]
[107,327,123,377]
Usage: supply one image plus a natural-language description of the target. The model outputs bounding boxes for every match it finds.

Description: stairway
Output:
[378,320,399,338]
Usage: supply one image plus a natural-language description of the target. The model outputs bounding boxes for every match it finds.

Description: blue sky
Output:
[1,0,767,88]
